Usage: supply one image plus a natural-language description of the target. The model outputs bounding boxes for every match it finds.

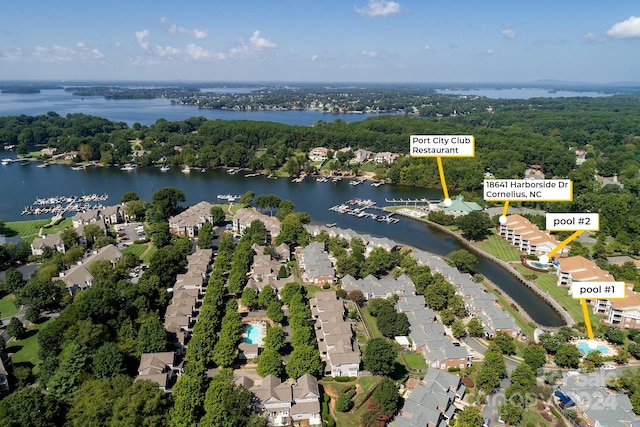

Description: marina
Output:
[22,193,109,216]
[329,198,399,223]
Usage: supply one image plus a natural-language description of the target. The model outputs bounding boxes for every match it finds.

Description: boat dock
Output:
[384,198,439,205]
[21,193,109,216]
[329,198,399,224]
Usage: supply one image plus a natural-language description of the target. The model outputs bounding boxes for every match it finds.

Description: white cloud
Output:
[0,47,23,62]
[135,29,150,49]
[424,45,432,52]
[185,43,211,60]
[486,48,494,55]
[501,24,517,40]
[311,54,318,61]
[361,49,379,58]
[18,43,104,63]
[163,19,208,39]
[606,16,640,38]
[160,17,168,24]
[250,31,277,50]
[583,32,596,43]
[355,0,401,17]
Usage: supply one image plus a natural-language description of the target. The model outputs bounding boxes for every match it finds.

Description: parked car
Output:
[482,418,491,427]
[602,364,616,370]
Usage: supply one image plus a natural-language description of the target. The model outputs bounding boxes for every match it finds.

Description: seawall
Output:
[391,209,574,329]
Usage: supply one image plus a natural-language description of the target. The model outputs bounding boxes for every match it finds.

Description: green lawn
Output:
[2,218,72,244]
[512,265,599,327]
[0,294,20,318]
[474,234,523,262]
[5,318,52,374]
[122,242,157,264]
[360,306,383,339]
[403,352,428,370]
[321,376,383,427]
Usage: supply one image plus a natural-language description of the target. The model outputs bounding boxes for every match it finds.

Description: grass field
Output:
[5,318,52,374]
[321,376,382,426]
[403,353,428,370]
[0,294,19,318]
[360,306,383,339]
[122,242,157,264]
[475,234,523,262]
[2,218,72,244]
[512,265,600,327]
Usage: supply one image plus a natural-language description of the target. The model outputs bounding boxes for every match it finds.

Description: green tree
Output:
[263,326,287,354]
[266,301,285,324]
[451,318,467,339]
[493,331,516,355]
[66,376,132,427]
[455,211,492,240]
[152,187,186,218]
[241,287,259,310]
[169,361,209,427]
[258,285,277,309]
[6,317,26,338]
[371,377,400,417]
[92,342,126,379]
[523,344,547,371]
[256,348,285,378]
[510,363,536,389]
[363,338,397,376]
[447,249,479,273]
[137,315,168,354]
[110,379,169,427]
[0,387,63,427]
[197,222,214,249]
[210,206,226,225]
[555,343,581,368]
[456,405,483,427]
[201,370,254,427]
[336,394,354,412]
[467,317,485,337]
[3,267,25,293]
[121,191,140,203]
[285,345,323,378]
[498,402,524,425]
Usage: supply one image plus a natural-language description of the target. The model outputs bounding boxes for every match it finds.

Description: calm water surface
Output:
[0,159,564,326]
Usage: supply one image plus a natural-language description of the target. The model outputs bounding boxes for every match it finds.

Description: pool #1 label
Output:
[571,282,626,299]
[483,179,572,201]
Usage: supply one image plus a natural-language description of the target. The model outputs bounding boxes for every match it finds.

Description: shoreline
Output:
[388,208,574,330]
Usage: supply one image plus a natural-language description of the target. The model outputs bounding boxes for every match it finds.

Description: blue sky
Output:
[1,0,639,83]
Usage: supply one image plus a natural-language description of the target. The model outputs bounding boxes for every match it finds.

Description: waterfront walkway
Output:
[389,208,575,328]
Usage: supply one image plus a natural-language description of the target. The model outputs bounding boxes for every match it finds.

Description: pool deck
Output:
[574,339,614,356]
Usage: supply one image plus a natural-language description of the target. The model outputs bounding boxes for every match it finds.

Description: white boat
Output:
[37,162,49,168]
[70,166,85,171]
[1,158,13,165]
[160,165,170,172]
[182,166,191,173]
[316,177,328,182]
[120,164,136,171]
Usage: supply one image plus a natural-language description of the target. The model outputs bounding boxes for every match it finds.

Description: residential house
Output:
[30,231,65,256]
[310,291,360,377]
[394,370,466,427]
[233,208,281,244]
[58,244,122,295]
[235,374,322,426]
[297,242,335,285]
[168,201,214,237]
[594,285,640,329]
[558,372,640,427]
[0,356,9,392]
[353,148,373,164]
[555,256,613,288]
[309,147,329,162]
[499,214,560,256]
[136,351,178,392]
[374,151,399,164]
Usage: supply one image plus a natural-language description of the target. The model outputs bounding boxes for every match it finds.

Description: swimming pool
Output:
[529,261,549,269]
[245,324,263,345]
[576,341,609,356]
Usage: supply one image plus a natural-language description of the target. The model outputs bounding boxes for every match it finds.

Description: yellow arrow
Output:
[436,156,449,201]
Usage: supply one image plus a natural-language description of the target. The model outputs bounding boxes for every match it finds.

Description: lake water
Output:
[435,87,612,99]
[0,92,566,326]
[0,89,392,126]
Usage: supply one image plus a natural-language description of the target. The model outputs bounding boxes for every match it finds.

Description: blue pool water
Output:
[530,261,549,269]
[576,342,609,355]
[246,325,263,345]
